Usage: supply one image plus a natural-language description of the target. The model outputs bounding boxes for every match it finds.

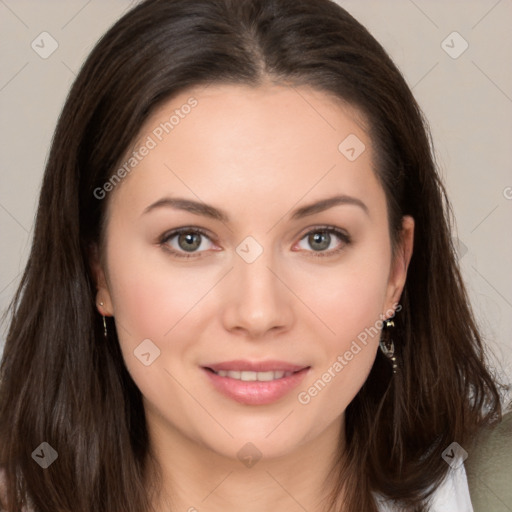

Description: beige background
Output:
[1,0,511,396]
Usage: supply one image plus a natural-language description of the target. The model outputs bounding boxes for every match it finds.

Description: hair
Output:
[0,0,506,511]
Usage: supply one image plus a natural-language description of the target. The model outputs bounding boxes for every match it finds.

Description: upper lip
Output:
[204,360,309,373]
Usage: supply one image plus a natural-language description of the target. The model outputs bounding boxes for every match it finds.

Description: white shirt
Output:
[374,463,474,512]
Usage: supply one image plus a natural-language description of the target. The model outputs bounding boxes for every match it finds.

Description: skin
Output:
[93,82,414,512]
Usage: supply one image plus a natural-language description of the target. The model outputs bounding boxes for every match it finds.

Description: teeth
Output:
[215,370,293,381]
[255,371,279,381]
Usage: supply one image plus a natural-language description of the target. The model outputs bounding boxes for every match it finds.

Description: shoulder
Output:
[428,463,474,512]
[465,410,512,511]
[374,464,474,512]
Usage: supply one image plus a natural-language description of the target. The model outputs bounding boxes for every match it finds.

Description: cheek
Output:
[105,227,214,339]
[104,243,208,411]
[294,250,391,345]
[293,247,391,412]
[309,269,385,370]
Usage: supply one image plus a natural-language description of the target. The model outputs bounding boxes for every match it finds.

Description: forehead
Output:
[136,82,369,159]
[109,83,383,219]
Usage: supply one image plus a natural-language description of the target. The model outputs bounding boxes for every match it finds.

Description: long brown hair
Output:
[0,0,505,510]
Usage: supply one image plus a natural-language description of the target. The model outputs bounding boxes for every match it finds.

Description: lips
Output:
[202,360,310,405]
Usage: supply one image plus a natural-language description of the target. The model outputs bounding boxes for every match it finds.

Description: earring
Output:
[379,319,398,374]
[99,301,107,338]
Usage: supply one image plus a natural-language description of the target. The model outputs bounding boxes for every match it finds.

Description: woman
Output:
[0,0,505,510]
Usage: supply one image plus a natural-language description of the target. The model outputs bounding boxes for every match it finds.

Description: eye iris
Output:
[178,232,201,252]
[309,231,330,251]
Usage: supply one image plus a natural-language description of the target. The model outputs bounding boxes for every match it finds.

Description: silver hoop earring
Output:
[379,319,398,374]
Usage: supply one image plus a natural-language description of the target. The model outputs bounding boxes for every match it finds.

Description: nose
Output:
[220,244,294,339]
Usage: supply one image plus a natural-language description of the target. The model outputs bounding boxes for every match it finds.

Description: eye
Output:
[159,225,351,260]
[159,227,216,259]
[295,226,351,257]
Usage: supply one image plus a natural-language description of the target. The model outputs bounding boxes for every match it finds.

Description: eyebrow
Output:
[142,194,369,222]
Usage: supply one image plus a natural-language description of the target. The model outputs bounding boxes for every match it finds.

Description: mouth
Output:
[202,360,310,405]
[206,369,298,381]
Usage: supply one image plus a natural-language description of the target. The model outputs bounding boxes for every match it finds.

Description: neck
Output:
[145,411,347,512]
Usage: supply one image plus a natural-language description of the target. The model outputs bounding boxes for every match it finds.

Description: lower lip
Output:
[203,367,310,405]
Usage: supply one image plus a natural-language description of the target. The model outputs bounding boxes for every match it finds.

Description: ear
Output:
[89,243,114,317]
[384,215,414,314]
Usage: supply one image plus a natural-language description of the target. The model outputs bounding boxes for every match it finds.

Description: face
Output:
[94,83,413,461]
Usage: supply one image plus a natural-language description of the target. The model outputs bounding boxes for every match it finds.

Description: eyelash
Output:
[159,225,351,259]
